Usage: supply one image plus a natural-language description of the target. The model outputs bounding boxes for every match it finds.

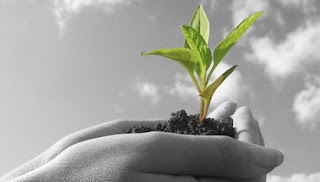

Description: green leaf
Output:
[184,5,210,48]
[140,48,198,73]
[181,25,212,75]
[213,11,263,69]
[200,65,238,105]
[202,46,212,72]
[182,25,206,57]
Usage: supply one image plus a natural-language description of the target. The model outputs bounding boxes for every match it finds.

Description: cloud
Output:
[136,79,160,104]
[268,172,320,182]
[293,74,320,128]
[231,0,269,27]
[167,62,252,108]
[246,21,320,80]
[167,72,198,101]
[227,0,270,45]
[52,0,142,36]
[209,62,253,107]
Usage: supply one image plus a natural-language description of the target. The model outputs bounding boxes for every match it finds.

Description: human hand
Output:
[1,101,283,182]
[205,101,282,182]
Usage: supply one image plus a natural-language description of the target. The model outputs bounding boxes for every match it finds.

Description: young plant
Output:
[141,5,263,123]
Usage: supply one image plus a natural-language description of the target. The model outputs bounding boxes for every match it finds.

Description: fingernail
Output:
[254,146,284,168]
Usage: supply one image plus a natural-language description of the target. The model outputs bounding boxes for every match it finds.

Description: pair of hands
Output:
[1,101,283,182]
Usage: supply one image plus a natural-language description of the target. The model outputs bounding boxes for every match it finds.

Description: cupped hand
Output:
[1,101,283,182]
[204,102,283,182]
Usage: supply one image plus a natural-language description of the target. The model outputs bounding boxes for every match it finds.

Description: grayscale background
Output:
[1,0,320,181]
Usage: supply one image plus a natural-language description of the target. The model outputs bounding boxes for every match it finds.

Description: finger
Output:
[232,107,283,170]
[233,109,267,182]
[207,101,237,120]
[233,107,261,145]
[255,119,265,146]
[129,132,283,179]
[1,118,169,181]
[60,118,168,145]
[43,119,169,160]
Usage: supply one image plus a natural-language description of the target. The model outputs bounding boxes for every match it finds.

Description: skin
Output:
[0,101,283,182]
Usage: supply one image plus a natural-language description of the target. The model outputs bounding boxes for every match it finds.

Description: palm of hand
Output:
[1,101,282,182]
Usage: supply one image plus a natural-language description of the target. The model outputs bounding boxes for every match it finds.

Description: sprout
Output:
[141,5,263,123]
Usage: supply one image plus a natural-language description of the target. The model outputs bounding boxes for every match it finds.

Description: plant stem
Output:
[206,64,217,85]
[203,103,210,120]
[200,100,211,122]
[200,98,205,123]
[199,66,208,123]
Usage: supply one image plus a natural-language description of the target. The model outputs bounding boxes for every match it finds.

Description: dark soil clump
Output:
[127,110,236,138]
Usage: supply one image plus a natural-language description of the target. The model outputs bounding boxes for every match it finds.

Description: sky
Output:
[0,0,320,181]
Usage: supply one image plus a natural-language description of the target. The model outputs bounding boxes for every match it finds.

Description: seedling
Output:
[141,5,263,123]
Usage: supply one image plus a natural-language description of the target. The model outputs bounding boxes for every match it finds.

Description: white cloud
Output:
[52,0,142,36]
[136,79,160,104]
[231,0,269,27]
[167,72,198,101]
[293,74,320,128]
[268,172,320,182]
[168,62,252,108]
[209,62,253,107]
[229,0,269,45]
[246,21,320,80]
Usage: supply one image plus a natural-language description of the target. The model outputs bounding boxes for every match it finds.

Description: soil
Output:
[127,110,236,138]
